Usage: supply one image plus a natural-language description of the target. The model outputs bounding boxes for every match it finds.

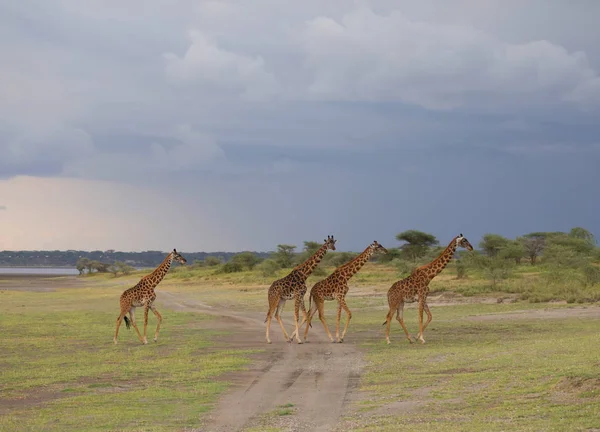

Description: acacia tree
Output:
[519,233,547,265]
[76,257,89,275]
[273,244,297,268]
[500,241,525,264]
[294,241,323,266]
[568,227,596,246]
[479,234,510,257]
[395,230,438,262]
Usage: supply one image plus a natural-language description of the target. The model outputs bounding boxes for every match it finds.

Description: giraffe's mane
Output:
[415,236,459,271]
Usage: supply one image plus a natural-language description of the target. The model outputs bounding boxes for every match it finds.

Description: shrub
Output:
[255,259,281,277]
[217,261,243,273]
[582,264,600,286]
[455,259,467,279]
[390,259,415,277]
[204,256,222,266]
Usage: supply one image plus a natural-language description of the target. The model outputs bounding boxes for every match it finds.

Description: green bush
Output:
[255,259,281,277]
[217,261,244,273]
[455,259,467,279]
[582,264,600,286]
[390,259,415,277]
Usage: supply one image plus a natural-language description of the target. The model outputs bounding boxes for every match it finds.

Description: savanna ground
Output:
[1,262,600,432]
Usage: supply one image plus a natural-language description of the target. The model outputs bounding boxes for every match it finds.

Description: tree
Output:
[519,233,547,265]
[272,244,297,268]
[302,241,322,255]
[294,241,322,265]
[500,241,525,265]
[395,230,438,262]
[76,257,89,275]
[91,261,110,273]
[479,234,510,257]
[231,252,262,270]
[569,227,596,245]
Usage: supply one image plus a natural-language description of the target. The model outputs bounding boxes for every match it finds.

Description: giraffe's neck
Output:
[335,245,375,281]
[294,243,330,280]
[146,253,174,288]
[422,238,458,280]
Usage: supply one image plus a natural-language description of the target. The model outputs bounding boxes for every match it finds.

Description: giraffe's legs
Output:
[114,309,128,344]
[290,295,305,344]
[416,301,432,343]
[314,298,335,343]
[301,298,318,342]
[150,305,163,342]
[339,297,352,342]
[396,301,415,344]
[143,306,150,344]
[416,298,427,344]
[265,290,280,344]
[274,299,290,342]
[128,308,146,344]
[384,301,395,344]
[335,301,342,342]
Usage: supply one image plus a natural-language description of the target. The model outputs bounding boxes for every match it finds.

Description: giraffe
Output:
[265,235,337,344]
[383,234,473,345]
[299,241,388,343]
[113,249,187,344]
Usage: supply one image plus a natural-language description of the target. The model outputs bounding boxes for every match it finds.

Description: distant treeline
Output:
[0,250,272,268]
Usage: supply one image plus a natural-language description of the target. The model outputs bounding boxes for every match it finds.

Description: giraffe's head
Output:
[324,235,337,251]
[370,240,388,255]
[455,234,474,251]
[171,248,187,265]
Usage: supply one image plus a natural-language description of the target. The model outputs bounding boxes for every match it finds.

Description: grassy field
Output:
[0,277,258,432]
[1,261,600,431]
[343,303,600,431]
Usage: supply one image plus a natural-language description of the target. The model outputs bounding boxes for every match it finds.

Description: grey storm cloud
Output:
[1,0,599,250]
[0,205,6,210]
[1,0,599,182]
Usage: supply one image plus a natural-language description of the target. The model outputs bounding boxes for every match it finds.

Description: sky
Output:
[1,0,599,253]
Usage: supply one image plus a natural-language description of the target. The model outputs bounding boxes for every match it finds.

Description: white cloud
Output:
[164,30,280,100]
[300,6,600,111]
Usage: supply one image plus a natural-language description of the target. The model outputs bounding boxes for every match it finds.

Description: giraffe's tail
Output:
[123,316,131,329]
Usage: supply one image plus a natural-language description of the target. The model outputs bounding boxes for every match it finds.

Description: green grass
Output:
[342,303,600,431]
[0,285,258,432]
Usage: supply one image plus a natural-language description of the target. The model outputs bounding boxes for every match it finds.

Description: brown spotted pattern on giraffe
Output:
[265,236,337,344]
[384,234,473,345]
[114,249,187,345]
[300,241,388,343]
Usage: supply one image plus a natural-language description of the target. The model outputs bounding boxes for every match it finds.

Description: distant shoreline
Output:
[0,266,76,269]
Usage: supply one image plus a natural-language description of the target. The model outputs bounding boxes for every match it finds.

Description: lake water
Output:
[0,267,79,276]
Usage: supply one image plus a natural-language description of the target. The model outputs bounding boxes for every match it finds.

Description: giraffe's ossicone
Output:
[114,249,187,345]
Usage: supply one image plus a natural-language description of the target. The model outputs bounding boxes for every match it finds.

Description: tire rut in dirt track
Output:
[160,291,365,432]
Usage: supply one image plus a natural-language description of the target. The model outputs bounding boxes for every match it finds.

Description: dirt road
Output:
[160,291,365,432]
